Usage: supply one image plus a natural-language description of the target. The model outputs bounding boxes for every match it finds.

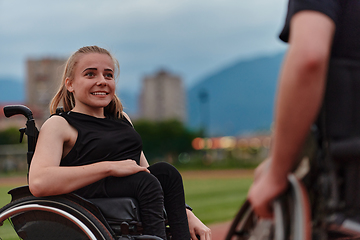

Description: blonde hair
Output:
[50,46,123,118]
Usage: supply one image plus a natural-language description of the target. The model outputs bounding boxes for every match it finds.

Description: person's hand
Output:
[248,170,288,218]
[109,160,150,177]
[186,209,211,240]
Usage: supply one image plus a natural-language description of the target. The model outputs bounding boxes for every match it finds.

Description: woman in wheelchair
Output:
[27,45,211,240]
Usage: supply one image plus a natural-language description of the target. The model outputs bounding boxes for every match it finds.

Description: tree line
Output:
[133,119,201,164]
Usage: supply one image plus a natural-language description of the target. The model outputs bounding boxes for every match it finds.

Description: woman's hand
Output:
[109,160,150,177]
[186,209,211,240]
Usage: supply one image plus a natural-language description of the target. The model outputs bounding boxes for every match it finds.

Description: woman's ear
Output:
[65,77,74,92]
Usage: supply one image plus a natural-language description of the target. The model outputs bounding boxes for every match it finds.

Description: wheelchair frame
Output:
[0,105,164,240]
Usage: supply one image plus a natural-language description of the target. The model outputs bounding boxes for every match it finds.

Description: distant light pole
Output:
[198,89,210,138]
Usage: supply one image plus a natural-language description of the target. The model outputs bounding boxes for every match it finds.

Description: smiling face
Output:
[65,53,116,117]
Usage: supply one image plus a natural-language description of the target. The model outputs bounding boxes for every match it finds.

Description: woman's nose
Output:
[96,76,107,86]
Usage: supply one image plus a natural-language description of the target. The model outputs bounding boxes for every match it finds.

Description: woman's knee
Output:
[136,171,163,191]
[149,162,182,180]
[149,162,184,194]
[133,172,164,205]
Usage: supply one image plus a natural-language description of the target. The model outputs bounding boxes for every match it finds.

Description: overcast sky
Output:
[0,0,288,93]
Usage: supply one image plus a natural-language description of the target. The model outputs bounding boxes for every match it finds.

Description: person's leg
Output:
[105,171,166,239]
[149,162,190,240]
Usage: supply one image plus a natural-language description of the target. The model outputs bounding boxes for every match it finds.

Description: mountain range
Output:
[187,52,284,136]
[0,51,285,136]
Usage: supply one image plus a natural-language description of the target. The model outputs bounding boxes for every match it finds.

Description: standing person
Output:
[248,0,360,218]
[28,46,211,240]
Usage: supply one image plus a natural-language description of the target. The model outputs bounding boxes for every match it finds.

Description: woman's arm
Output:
[29,116,149,197]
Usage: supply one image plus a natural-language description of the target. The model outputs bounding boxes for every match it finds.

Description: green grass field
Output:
[0,173,253,239]
[183,177,252,224]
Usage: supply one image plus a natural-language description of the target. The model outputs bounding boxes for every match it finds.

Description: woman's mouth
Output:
[91,92,108,95]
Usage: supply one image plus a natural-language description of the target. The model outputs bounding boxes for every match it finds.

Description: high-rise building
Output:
[27,58,66,121]
[139,70,186,122]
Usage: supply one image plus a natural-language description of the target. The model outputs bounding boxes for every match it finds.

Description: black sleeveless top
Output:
[57,111,143,166]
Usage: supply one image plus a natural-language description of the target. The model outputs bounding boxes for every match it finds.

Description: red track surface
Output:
[209,221,231,240]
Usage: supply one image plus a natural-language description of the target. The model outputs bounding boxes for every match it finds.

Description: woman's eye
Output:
[105,73,114,78]
[85,72,95,77]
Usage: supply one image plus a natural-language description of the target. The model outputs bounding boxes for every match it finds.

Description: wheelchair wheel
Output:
[0,195,114,240]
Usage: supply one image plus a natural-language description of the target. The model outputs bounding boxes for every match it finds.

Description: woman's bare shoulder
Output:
[39,115,72,138]
[121,112,133,125]
[41,115,69,128]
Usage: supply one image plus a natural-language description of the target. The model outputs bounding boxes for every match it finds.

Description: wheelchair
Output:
[226,59,360,240]
[0,105,167,240]
[226,135,360,240]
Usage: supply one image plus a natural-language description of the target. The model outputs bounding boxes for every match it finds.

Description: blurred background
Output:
[0,0,288,172]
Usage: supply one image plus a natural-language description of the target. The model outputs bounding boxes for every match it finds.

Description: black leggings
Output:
[80,162,190,239]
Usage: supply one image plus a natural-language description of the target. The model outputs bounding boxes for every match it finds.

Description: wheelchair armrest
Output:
[330,138,360,160]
